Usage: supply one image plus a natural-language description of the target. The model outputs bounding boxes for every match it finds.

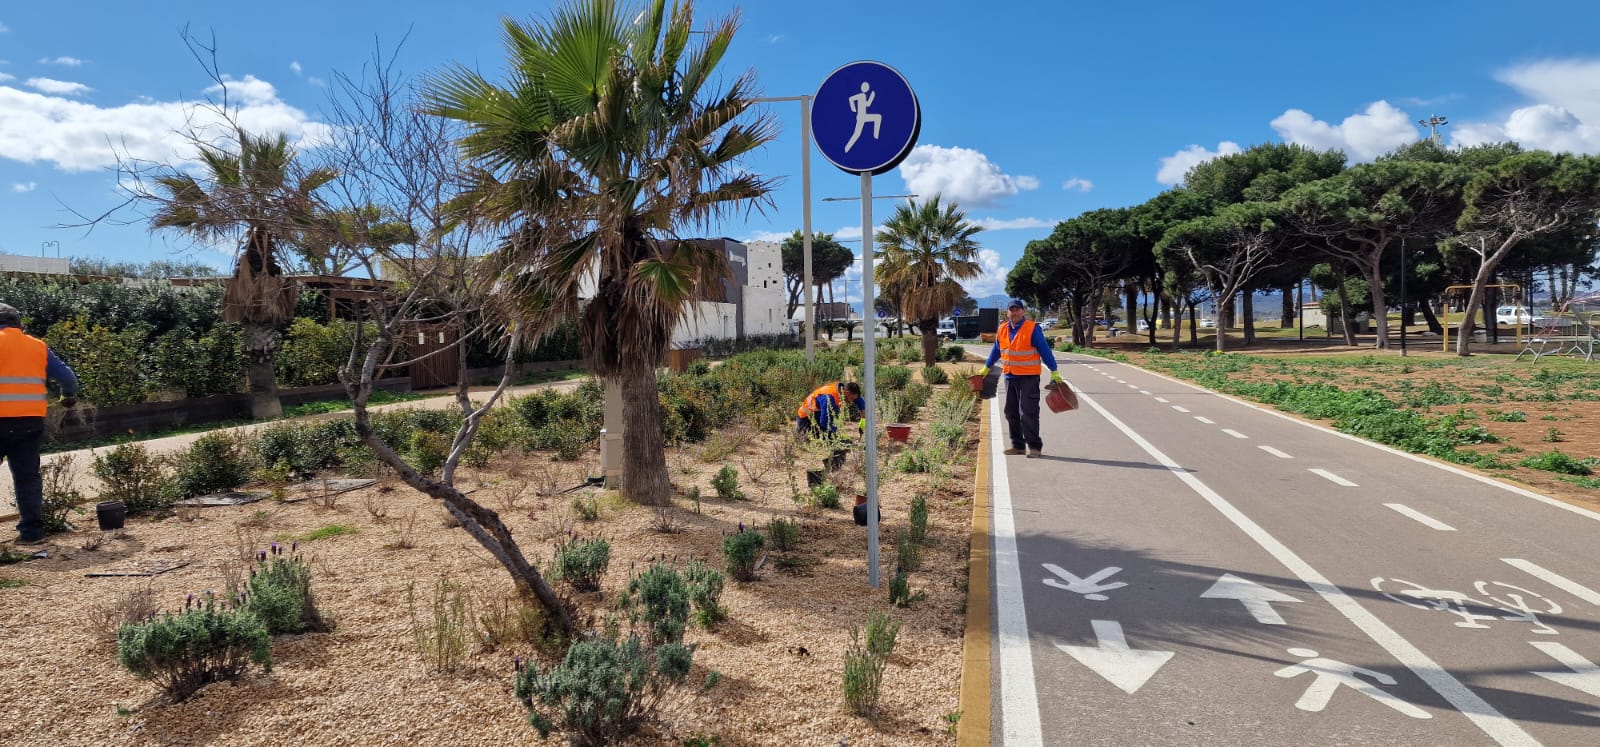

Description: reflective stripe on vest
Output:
[0,328,49,417]
[797,382,843,419]
[998,320,1041,375]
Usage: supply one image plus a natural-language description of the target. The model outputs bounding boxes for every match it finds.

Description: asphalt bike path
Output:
[988,354,1600,746]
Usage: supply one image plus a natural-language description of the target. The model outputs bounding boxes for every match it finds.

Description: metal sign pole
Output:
[861,171,880,588]
[801,95,816,360]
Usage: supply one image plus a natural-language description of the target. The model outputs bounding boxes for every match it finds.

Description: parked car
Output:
[1496,306,1536,326]
[1199,318,1216,328]
[936,319,957,340]
[1040,317,1058,330]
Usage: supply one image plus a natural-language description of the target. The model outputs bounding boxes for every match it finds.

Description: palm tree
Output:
[875,196,985,365]
[150,129,337,419]
[423,0,774,506]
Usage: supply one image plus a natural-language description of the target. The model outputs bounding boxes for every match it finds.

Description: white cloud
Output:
[0,22,9,33]
[10,182,36,193]
[767,34,783,44]
[38,56,84,67]
[1156,141,1242,185]
[307,76,327,88]
[974,217,1053,231]
[897,145,1039,207]
[0,74,331,172]
[1396,94,1462,108]
[290,61,303,76]
[1452,59,1600,154]
[1269,101,1419,161]
[742,230,791,243]
[962,248,1009,298]
[1060,177,1093,192]
[26,77,90,96]
[0,73,12,83]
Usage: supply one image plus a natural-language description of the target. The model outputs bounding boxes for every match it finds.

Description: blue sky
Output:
[4,1,1600,302]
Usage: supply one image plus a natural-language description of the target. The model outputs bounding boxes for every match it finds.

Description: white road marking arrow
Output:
[1041,564,1127,601]
[1058,620,1174,694]
[1530,641,1600,699]
[1201,573,1303,625]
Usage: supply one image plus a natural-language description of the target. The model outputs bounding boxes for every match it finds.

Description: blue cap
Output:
[1007,299,1025,309]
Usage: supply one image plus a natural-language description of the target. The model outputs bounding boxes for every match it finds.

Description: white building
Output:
[573,239,789,347]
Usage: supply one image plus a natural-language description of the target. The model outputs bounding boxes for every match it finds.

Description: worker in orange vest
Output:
[980,299,1060,458]
[796,380,867,438]
[0,303,79,545]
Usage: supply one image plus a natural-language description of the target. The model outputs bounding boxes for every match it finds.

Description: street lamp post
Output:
[40,240,60,258]
[1400,237,1408,357]
[754,95,817,360]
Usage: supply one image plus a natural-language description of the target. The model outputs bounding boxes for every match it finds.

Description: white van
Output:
[1496,306,1535,326]
[937,319,957,340]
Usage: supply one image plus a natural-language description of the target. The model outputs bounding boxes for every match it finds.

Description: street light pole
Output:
[754,95,816,360]
[1400,237,1408,357]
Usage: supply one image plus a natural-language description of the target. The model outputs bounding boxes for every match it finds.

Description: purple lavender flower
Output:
[258,550,267,562]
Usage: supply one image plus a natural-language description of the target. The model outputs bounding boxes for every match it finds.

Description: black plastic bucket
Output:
[96,501,127,531]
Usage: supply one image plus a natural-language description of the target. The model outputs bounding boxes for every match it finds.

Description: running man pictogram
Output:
[1274,648,1432,719]
[844,82,881,153]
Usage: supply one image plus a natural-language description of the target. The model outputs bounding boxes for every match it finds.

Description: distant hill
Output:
[974,294,1011,310]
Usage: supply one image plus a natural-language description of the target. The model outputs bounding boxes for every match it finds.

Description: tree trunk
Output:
[1125,287,1138,340]
[617,364,672,505]
[1420,301,1443,335]
[243,321,282,419]
[1242,292,1257,345]
[1215,291,1228,353]
[920,321,939,366]
[1281,285,1296,328]
[1219,296,1234,330]
[1456,265,1496,356]
[1366,264,1390,349]
[1334,266,1356,345]
[1486,286,1499,345]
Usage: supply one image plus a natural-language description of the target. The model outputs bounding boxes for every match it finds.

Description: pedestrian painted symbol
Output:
[1529,641,1600,699]
[1057,620,1174,694]
[1042,564,1127,601]
[1274,648,1431,719]
[1200,573,1302,625]
[844,83,881,153]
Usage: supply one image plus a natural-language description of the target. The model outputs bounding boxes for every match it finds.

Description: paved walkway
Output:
[1,379,584,521]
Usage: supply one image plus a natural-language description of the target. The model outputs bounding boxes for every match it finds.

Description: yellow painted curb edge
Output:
[956,401,992,745]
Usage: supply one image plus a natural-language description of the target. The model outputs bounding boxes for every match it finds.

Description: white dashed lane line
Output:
[1259,445,1293,459]
[1384,503,1457,531]
[1172,405,1190,413]
[1139,390,1152,396]
[1222,429,1248,439]
[1310,468,1358,487]
[1155,397,1169,403]
[1194,416,1215,424]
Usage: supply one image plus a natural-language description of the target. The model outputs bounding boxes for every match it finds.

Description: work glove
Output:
[1049,371,1063,384]
[858,418,867,434]
[978,366,990,377]
[58,396,77,409]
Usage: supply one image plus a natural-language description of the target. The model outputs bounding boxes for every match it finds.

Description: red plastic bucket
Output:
[886,423,911,443]
[966,374,985,393]
[1045,382,1078,413]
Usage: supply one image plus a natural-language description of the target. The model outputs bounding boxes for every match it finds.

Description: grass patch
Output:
[1519,451,1596,476]
[295,523,359,542]
[0,578,28,589]
[281,390,424,418]
[1559,475,1600,489]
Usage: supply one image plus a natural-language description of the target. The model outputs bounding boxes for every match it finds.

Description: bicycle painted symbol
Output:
[1372,577,1562,635]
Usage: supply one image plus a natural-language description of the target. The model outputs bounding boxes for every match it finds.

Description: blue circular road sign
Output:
[811,61,920,175]
[951,307,963,317]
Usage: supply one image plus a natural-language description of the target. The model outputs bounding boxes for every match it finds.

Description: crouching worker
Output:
[796,381,867,438]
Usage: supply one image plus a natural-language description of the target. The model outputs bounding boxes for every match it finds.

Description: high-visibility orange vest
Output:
[797,382,845,419]
[997,320,1041,376]
[0,327,49,418]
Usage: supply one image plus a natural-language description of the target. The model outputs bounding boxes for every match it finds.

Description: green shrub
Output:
[409,578,471,673]
[240,545,328,634]
[722,529,764,582]
[942,345,965,363]
[276,318,367,388]
[683,560,726,629]
[171,433,252,498]
[809,483,842,509]
[864,610,900,657]
[878,392,912,424]
[876,365,912,393]
[92,443,175,515]
[147,324,245,398]
[843,611,900,717]
[902,382,933,412]
[908,495,929,544]
[39,455,83,535]
[711,464,744,501]
[514,634,692,745]
[252,420,358,477]
[571,495,600,521]
[895,528,922,572]
[622,563,691,646]
[1487,409,1528,422]
[921,365,950,386]
[931,422,966,450]
[888,571,925,608]
[406,430,452,475]
[1519,450,1596,476]
[895,446,936,474]
[767,518,801,552]
[116,599,272,701]
[553,537,610,592]
[46,319,147,407]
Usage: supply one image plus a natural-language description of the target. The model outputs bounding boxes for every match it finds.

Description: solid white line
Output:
[1140,390,1152,396]
[1504,558,1600,606]
[1259,445,1294,459]
[1310,468,1359,487]
[1155,397,1169,404]
[1385,503,1457,532]
[1194,416,1216,424]
[1172,405,1190,413]
[1089,354,1600,526]
[1222,429,1248,439]
[989,396,1043,743]
[1072,389,1535,746]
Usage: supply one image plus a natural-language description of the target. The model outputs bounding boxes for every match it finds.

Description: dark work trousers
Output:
[1003,374,1043,450]
[0,416,46,541]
